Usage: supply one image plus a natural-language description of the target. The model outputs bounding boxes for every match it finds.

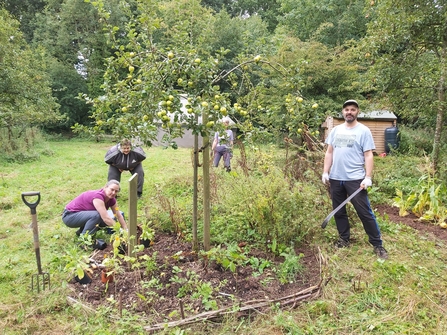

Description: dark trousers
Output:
[108,164,144,195]
[329,179,382,247]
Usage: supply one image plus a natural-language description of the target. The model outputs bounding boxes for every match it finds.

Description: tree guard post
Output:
[128,173,138,257]
[202,113,211,251]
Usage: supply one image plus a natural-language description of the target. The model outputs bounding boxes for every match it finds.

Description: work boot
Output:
[334,237,350,248]
[373,245,388,259]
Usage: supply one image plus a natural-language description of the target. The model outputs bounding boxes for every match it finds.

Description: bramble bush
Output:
[210,153,324,248]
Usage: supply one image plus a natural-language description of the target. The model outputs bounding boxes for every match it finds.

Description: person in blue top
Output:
[212,117,234,172]
[322,100,388,259]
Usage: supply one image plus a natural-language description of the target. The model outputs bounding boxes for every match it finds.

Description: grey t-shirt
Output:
[214,129,233,148]
[325,123,375,180]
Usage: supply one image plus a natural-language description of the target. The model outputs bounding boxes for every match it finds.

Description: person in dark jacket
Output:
[104,139,146,198]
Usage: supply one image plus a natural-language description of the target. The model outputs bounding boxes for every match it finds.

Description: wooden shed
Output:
[322,110,397,153]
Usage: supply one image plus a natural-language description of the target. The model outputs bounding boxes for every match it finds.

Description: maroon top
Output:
[65,189,116,212]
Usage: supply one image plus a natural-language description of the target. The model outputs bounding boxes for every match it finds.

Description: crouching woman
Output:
[62,180,128,236]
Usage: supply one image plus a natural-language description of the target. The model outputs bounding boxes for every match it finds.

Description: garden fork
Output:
[22,191,50,292]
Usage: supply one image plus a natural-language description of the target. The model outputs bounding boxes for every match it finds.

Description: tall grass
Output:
[1,138,447,334]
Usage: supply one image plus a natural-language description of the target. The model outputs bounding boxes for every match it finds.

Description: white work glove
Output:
[361,177,372,189]
[321,172,329,185]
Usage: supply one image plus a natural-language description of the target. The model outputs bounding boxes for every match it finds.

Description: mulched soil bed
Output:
[68,232,322,326]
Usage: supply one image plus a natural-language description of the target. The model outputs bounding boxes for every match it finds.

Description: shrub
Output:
[211,165,323,248]
[0,127,52,163]
[397,125,433,156]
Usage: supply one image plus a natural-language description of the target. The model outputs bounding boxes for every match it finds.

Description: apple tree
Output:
[75,0,261,250]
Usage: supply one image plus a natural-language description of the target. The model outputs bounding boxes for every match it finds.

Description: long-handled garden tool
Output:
[22,191,50,292]
[321,187,363,229]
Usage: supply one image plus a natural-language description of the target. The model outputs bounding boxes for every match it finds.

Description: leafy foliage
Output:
[210,149,324,247]
[0,9,61,141]
[393,161,447,226]
[277,0,369,47]
[364,0,447,171]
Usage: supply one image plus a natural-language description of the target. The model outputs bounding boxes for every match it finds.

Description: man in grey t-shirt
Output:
[322,100,388,259]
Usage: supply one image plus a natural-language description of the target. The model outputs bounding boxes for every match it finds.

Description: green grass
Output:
[2,139,447,334]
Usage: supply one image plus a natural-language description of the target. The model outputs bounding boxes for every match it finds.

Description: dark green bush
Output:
[397,125,433,155]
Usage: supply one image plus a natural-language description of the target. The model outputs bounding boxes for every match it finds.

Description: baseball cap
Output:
[343,100,359,108]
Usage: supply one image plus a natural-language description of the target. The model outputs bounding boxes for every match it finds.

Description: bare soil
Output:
[374,203,447,241]
[68,203,447,327]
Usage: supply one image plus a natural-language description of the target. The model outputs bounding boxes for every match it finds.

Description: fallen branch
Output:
[144,284,321,332]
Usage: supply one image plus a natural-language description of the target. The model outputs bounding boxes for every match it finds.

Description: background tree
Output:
[30,0,131,130]
[364,0,447,172]
[277,0,368,47]
[0,0,46,43]
[0,9,60,146]
[201,0,281,32]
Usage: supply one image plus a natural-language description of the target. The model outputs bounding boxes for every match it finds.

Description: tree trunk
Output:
[432,44,446,174]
